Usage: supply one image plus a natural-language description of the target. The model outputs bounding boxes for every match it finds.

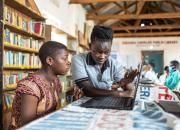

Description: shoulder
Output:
[72,53,89,65]
[17,75,37,87]
[72,53,87,62]
[172,71,180,78]
[16,74,42,99]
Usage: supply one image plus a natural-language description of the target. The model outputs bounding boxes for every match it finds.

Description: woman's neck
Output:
[38,67,57,83]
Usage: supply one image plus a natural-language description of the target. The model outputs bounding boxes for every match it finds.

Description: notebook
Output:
[81,64,142,110]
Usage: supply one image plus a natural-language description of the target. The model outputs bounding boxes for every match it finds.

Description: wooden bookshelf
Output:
[4,43,39,54]
[3,66,41,70]
[0,0,4,128]
[78,31,89,52]
[68,48,77,54]
[1,0,45,129]
[79,43,89,50]
[5,0,45,21]
[49,25,77,40]
[3,87,16,92]
[4,22,45,40]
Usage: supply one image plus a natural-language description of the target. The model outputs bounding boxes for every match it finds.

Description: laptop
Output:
[157,100,180,118]
[156,91,180,117]
[80,64,142,110]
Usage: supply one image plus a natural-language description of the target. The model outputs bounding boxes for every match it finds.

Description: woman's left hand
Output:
[73,85,84,100]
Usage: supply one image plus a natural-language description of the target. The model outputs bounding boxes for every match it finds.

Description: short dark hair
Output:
[38,41,67,65]
[170,60,179,69]
[164,66,169,71]
[90,25,113,43]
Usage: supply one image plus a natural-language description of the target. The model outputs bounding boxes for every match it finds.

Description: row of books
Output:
[3,92,15,110]
[4,50,41,67]
[59,76,73,107]
[4,28,43,51]
[3,71,30,89]
[4,5,45,36]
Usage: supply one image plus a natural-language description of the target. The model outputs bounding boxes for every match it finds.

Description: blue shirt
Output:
[71,53,124,90]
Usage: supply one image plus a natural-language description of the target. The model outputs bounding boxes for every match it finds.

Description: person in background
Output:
[165,60,180,90]
[9,41,70,129]
[141,64,148,78]
[72,25,138,98]
[159,66,169,85]
[144,62,159,83]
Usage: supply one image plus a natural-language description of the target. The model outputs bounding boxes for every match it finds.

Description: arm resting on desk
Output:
[76,80,134,97]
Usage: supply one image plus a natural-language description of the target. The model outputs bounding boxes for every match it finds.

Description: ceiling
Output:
[70,0,180,37]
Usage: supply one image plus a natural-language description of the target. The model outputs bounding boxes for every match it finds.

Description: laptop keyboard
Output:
[81,96,134,110]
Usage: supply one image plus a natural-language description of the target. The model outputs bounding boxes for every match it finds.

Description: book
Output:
[4,50,41,67]
[4,28,43,51]
[3,71,30,89]
[4,5,45,36]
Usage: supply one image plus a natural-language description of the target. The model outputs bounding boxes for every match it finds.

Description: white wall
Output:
[35,0,86,37]
[112,37,180,68]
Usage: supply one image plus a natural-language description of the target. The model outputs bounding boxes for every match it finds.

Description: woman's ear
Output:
[46,56,54,66]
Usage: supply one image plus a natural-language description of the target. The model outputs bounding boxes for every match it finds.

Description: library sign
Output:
[122,40,178,48]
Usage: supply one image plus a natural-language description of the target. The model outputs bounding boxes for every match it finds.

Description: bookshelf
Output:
[0,0,45,129]
[78,31,89,53]
[0,0,4,128]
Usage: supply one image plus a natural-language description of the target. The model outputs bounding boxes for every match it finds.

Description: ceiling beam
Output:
[70,0,164,4]
[169,1,177,12]
[99,1,136,25]
[114,2,130,14]
[87,12,180,20]
[136,1,145,15]
[152,19,162,31]
[166,1,180,8]
[113,31,180,37]
[112,25,180,30]
[88,3,110,15]
[134,1,145,27]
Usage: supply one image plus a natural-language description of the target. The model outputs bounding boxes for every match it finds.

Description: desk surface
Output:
[20,97,180,130]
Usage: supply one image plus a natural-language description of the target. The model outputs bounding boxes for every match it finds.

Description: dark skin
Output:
[20,49,70,126]
[74,40,138,98]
